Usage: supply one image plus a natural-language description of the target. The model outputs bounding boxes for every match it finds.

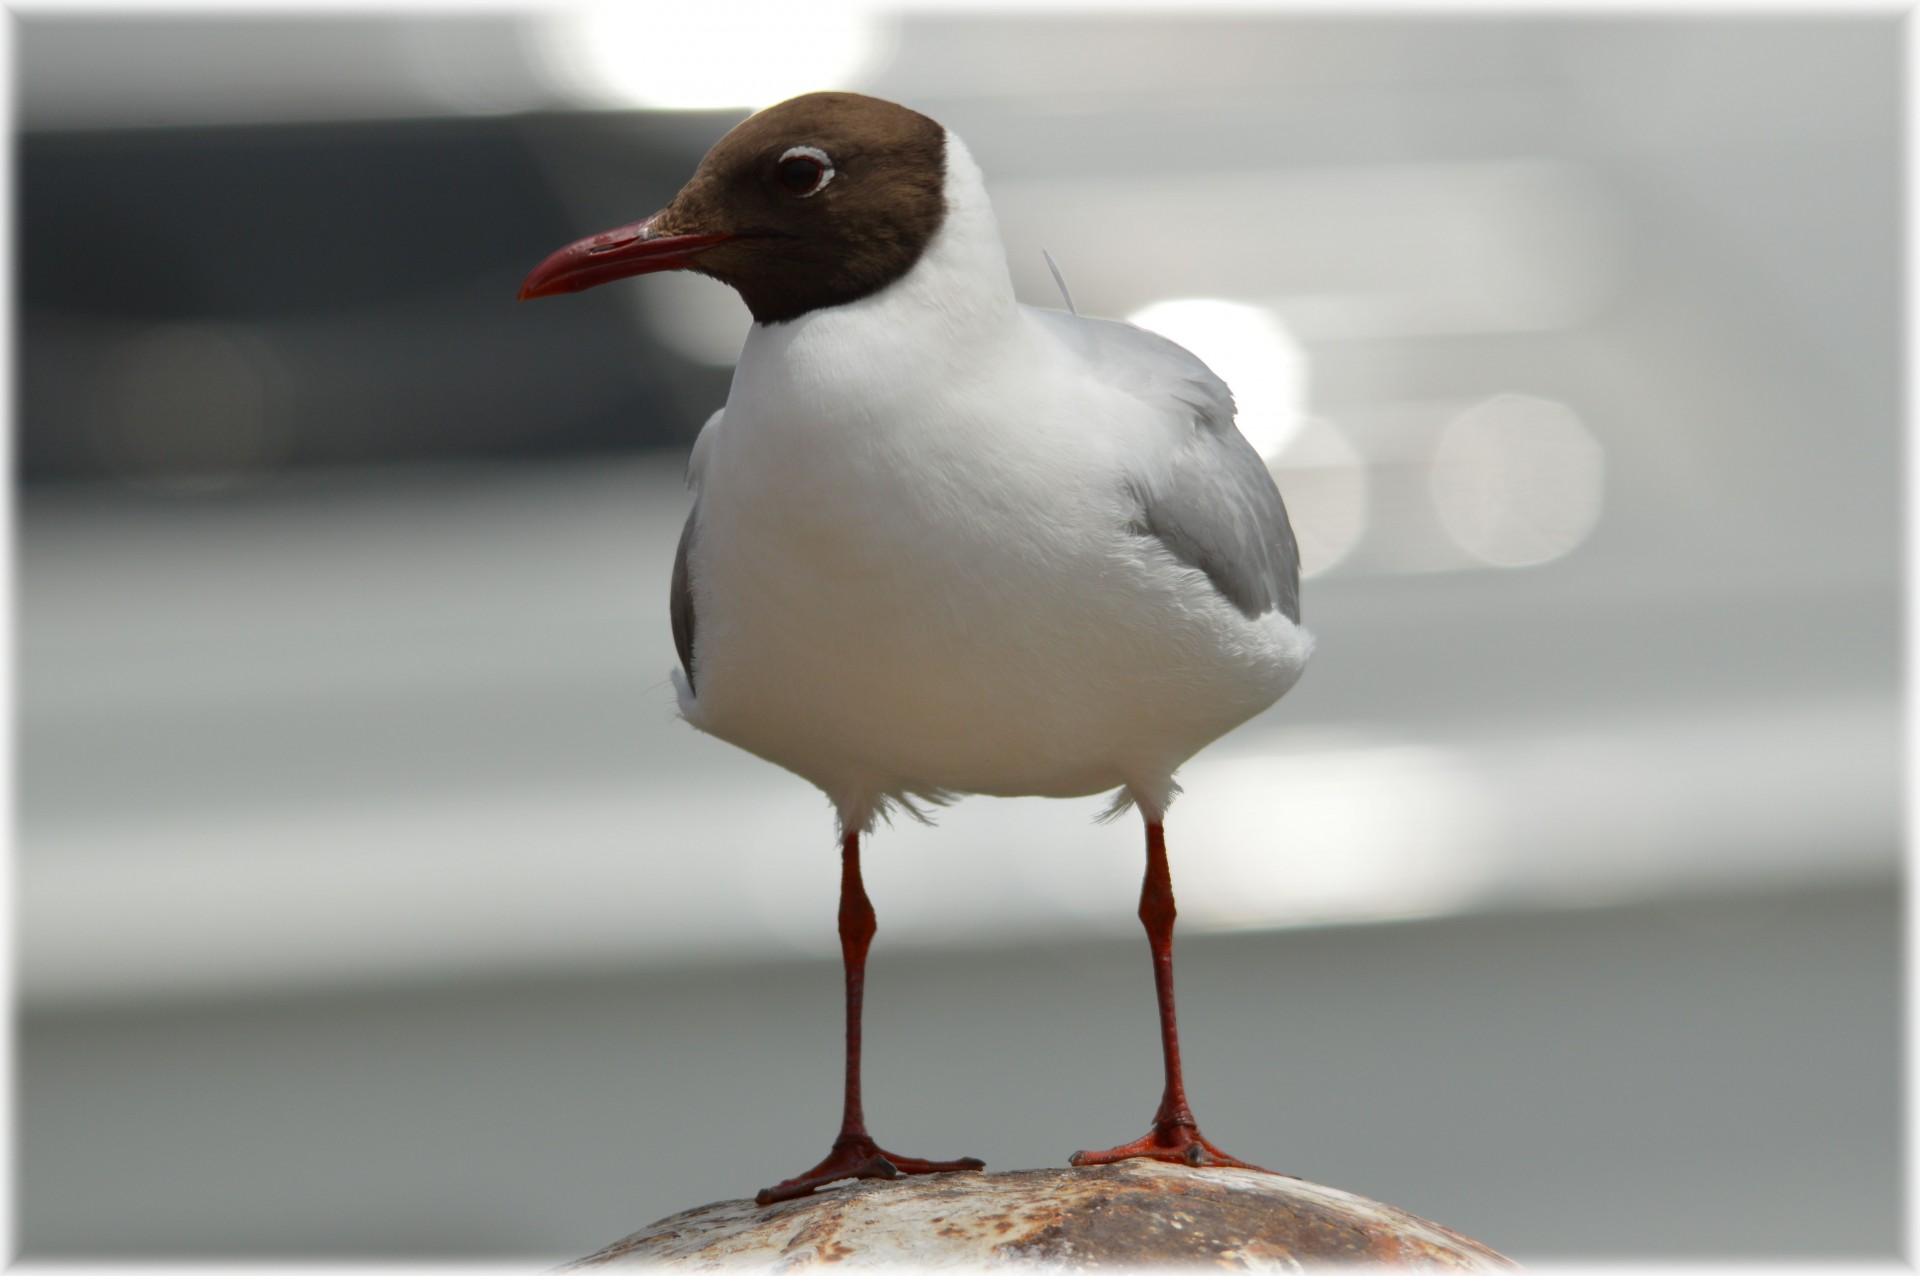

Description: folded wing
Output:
[1031,309,1301,623]
[671,409,725,692]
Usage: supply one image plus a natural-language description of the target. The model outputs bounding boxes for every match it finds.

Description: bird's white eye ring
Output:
[776,146,835,197]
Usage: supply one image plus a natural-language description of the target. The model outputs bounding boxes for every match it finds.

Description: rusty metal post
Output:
[560,1162,1519,1270]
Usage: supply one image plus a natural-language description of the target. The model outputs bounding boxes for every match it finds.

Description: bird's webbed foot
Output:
[1069,1116,1276,1173]
[755,1134,984,1205]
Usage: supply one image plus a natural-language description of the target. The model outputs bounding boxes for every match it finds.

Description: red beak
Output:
[517,214,733,300]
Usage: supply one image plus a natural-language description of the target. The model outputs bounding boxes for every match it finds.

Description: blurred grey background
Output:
[14,9,1902,1265]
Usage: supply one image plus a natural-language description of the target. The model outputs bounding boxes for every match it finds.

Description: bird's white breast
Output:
[675,135,1310,829]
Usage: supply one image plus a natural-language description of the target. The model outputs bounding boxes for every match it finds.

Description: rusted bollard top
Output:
[563,1161,1519,1270]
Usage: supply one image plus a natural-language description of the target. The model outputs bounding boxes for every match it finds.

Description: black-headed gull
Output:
[521,91,1312,1205]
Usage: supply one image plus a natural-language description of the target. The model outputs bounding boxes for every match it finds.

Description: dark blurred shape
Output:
[18,113,740,484]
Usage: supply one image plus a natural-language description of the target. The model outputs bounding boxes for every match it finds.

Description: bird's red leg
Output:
[755,830,985,1205]
[1070,819,1266,1171]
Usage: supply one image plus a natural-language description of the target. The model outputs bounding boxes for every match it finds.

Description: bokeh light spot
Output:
[533,5,893,112]
[1429,393,1604,568]
[1127,297,1308,459]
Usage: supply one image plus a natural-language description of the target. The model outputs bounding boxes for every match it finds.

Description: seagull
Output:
[519,92,1312,1206]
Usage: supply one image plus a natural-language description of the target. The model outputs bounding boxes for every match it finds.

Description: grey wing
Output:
[1132,429,1301,623]
[671,408,724,693]
[670,503,698,691]
[1030,307,1301,623]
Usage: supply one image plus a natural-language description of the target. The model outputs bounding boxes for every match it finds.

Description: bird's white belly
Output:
[679,397,1308,818]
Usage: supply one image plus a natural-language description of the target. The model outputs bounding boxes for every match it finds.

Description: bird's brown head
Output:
[518,92,948,324]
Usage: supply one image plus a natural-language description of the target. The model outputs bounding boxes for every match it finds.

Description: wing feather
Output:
[670,504,698,691]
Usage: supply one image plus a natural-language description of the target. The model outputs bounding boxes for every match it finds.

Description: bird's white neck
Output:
[907,131,1020,329]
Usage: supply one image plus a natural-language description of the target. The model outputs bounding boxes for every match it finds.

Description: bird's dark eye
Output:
[776,146,835,198]
[778,157,821,192]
